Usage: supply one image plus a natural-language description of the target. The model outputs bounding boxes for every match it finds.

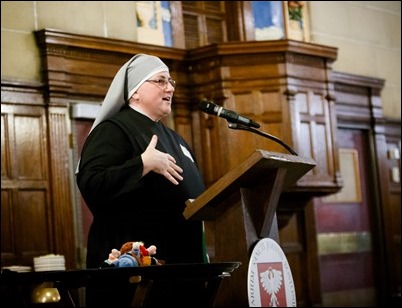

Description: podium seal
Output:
[247,238,296,307]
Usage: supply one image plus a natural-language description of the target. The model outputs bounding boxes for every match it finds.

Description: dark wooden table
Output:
[1,262,241,307]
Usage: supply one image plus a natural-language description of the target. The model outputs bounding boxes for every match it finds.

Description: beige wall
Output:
[308,1,401,119]
[1,1,400,119]
[1,1,138,82]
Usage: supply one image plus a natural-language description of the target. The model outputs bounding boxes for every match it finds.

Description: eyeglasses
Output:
[146,78,176,89]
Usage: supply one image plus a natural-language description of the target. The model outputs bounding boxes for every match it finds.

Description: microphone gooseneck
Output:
[199,100,298,155]
[199,100,260,129]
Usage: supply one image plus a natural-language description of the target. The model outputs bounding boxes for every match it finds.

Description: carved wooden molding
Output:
[34,28,187,101]
[333,71,385,125]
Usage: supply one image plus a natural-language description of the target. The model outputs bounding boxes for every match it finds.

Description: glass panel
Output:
[161,1,173,47]
[135,1,173,47]
[251,1,285,40]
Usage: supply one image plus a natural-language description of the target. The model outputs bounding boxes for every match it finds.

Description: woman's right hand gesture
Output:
[141,135,183,185]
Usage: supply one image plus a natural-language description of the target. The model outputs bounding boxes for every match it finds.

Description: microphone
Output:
[199,100,260,128]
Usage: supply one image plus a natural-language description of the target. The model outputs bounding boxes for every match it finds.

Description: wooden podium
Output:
[184,149,316,307]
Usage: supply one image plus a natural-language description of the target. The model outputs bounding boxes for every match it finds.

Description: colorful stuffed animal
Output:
[104,248,121,265]
[103,241,163,267]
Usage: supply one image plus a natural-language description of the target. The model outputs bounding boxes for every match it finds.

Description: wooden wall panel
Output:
[1,190,13,257]
[16,190,50,256]
[330,71,401,305]
[181,1,227,48]
[1,81,76,270]
[1,113,11,179]
[14,115,46,179]
[1,102,54,266]
[381,120,401,302]
[188,40,340,195]
[46,107,75,269]
[295,90,334,181]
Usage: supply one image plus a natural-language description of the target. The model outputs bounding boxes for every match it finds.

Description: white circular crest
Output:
[248,238,296,307]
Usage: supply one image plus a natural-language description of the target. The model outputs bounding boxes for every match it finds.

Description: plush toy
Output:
[103,241,163,268]
[104,248,121,265]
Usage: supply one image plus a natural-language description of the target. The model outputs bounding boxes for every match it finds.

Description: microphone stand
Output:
[228,123,298,156]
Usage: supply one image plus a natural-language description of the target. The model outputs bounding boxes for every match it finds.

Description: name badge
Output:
[180,144,194,162]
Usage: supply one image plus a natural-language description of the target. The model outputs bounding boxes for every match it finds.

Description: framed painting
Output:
[251,1,310,42]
